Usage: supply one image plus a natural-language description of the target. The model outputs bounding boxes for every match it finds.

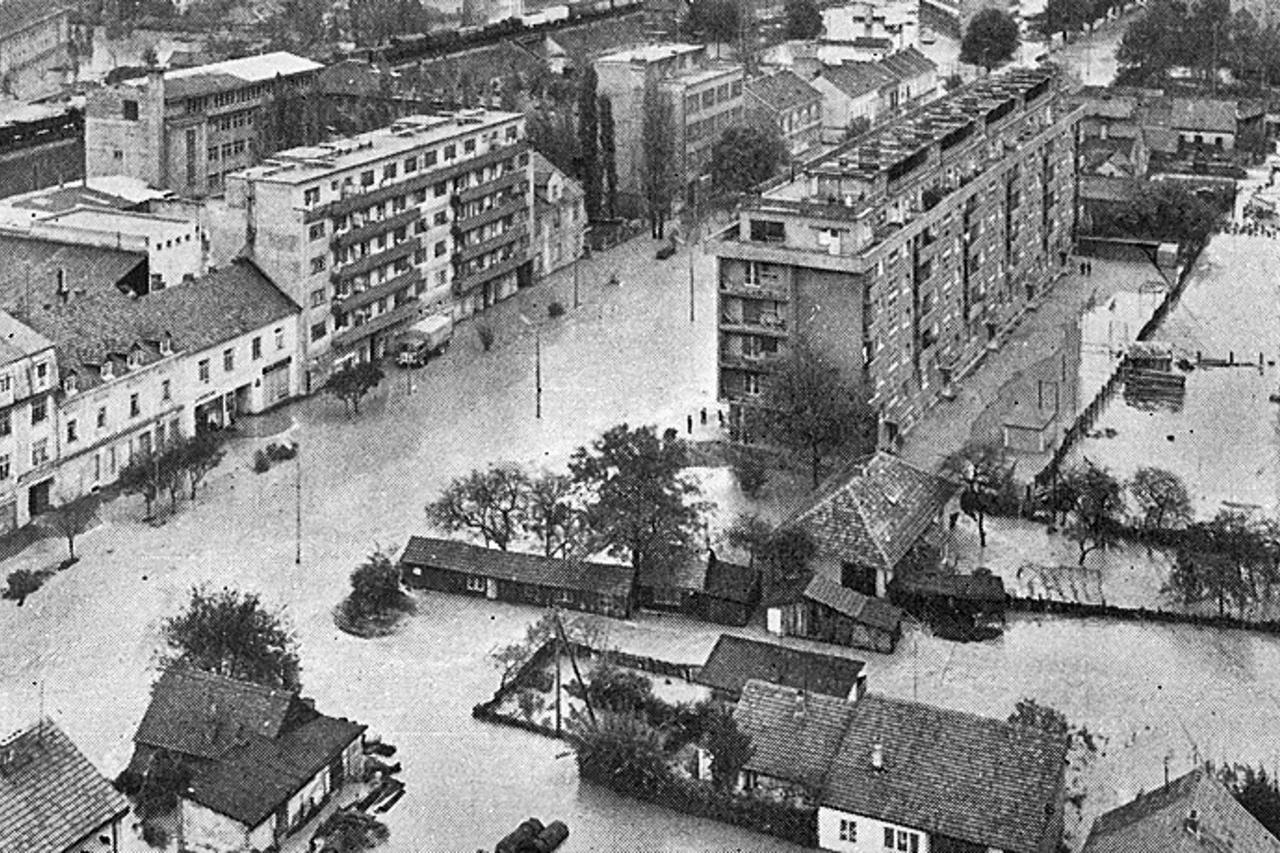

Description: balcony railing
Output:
[331,298,422,349]
[452,252,527,295]
[332,268,421,314]
[718,351,783,372]
[331,241,416,283]
[331,207,421,251]
[457,222,528,265]
[720,314,789,336]
[718,279,790,301]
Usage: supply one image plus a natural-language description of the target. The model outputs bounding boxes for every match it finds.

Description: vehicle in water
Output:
[396,314,453,367]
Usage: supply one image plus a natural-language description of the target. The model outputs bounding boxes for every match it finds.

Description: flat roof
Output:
[597,42,703,64]
[236,110,523,186]
[164,51,321,84]
[40,207,193,233]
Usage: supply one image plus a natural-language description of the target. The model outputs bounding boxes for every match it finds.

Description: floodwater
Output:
[1076,235,1280,517]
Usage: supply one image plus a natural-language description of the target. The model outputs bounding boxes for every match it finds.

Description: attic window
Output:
[63,374,77,394]
[100,362,113,380]
[128,350,143,369]
[159,334,173,356]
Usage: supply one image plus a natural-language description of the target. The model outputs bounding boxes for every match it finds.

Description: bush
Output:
[477,324,495,352]
[113,769,144,796]
[265,441,298,462]
[730,451,768,498]
[252,450,271,473]
[548,301,566,318]
[140,822,169,849]
[4,569,47,605]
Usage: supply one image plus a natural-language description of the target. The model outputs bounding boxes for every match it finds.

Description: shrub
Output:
[140,822,170,849]
[4,569,46,605]
[730,451,768,498]
[477,324,495,352]
[548,301,566,318]
[251,450,271,473]
[265,441,298,462]
[113,769,144,796]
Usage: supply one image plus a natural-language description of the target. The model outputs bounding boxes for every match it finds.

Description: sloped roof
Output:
[703,557,757,603]
[409,40,545,95]
[0,719,129,853]
[819,62,894,99]
[161,52,322,100]
[878,47,936,81]
[532,12,648,66]
[895,571,1006,603]
[824,694,1068,852]
[784,452,956,573]
[0,0,65,36]
[0,309,54,364]
[1080,137,1136,175]
[400,536,634,598]
[1083,769,1280,853]
[636,549,707,592]
[746,69,822,113]
[733,679,856,790]
[802,574,902,633]
[1169,97,1237,134]
[132,669,365,828]
[695,634,865,699]
[317,59,411,99]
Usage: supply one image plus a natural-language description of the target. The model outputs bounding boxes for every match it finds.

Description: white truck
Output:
[396,314,453,367]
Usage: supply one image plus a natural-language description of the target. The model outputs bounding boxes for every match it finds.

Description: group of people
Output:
[1220,216,1279,237]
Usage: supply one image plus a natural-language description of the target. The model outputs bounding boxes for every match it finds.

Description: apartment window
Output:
[404,155,418,172]
[162,379,171,402]
[413,188,427,204]
[838,819,856,842]
[198,359,210,382]
[303,187,320,206]
[434,210,448,225]
[35,362,47,387]
[310,288,326,307]
[123,99,139,120]
[97,407,107,429]
[223,348,234,372]
[464,137,476,153]
[251,336,262,360]
[749,219,785,243]
[275,327,285,350]
[309,222,325,241]
[384,163,398,181]
[393,195,407,212]
[32,439,48,466]
[0,454,8,480]
[66,419,78,444]
[113,148,123,161]
[415,219,428,235]
[208,146,219,161]
[311,321,327,341]
[0,375,7,394]
[31,398,46,424]
[434,181,447,197]
[702,90,715,109]
[506,125,518,140]
[424,149,438,166]
[0,411,8,436]
[414,247,427,264]
[444,143,456,160]
[466,575,486,592]
[361,169,375,186]
[731,79,742,97]
[310,256,326,274]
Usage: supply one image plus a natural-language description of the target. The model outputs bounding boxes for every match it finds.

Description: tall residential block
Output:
[84,53,322,197]
[714,68,1080,448]
[217,110,532,387]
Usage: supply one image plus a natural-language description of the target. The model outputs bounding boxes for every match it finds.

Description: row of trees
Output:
[1089,180,1218,253]
[1117,0,1280,88]
[1039,0,1127,39]
[119,433,227,521]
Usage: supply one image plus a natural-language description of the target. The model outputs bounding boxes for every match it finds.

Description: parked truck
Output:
[396,314,453,367]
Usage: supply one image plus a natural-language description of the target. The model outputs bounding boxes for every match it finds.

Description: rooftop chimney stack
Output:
[871,742,884,771]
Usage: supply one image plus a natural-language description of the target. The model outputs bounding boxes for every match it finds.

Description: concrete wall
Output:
[181,798,254,853]
[818,807,932,853]
[0,134,83,201]
[85,73,165,186]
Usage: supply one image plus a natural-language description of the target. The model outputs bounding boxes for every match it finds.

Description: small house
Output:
[399,536,634,619]
[635,551,708,614]
[128,668,367,852]
[818,694,1069,853]
[694,634,866,702]
[0,719,130,853]
[1082,768,1280,852]
[695,553,760,626]
[890,571,1006,635]
[765,573,903,653]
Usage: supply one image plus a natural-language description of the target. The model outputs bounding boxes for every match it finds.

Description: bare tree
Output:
[426,464,531,550]
[42,498,98,561]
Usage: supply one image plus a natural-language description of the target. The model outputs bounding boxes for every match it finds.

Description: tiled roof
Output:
[636,549,707,592]
[878,47,936,81]
[132,669,365,828]
[802,574,902,633]
[1083,769,1280,853]
[0,0,65,36]
[895,571,1006,603]
[1169,97,1237,134]
[400,536,634,597]
[823,694,1068,852]
[733,679,856,790]
[0,719,129,853]
[819,62,894,98]
[746,69,822,113]
[0,309,54,364]
[703,556,757,603]
[1080,136,1136,175]
[695,634,865,699]
[784,452,956,574]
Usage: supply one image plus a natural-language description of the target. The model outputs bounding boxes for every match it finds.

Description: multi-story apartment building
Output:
[745,69,824,158]
[84,53,322,198]
[0,310,58,531]
[595,44,745,208]
[216,109,532,385]
[0,0,71,101]
[714,68,1080,448]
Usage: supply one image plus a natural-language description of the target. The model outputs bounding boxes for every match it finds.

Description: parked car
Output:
[656,241,677,260]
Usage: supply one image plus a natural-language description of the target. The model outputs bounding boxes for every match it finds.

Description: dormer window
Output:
[100,361,114,381]
[159,334,173,356]
[128,349,143,370]
[63,374,77,395]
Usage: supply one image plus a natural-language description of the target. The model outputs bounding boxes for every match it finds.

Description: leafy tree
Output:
[1061,461,1125,565]
[759,527,817,585]
[180,433,226,501]
[135,749,193,820]
[41,497,98,560]
[1104,180,1214,253]
[1008,697,1070,737]
[313,808,390,853]
[1128,467,1192,536]
[571,712,670,796]
[758,341,876,488]
[710,124,788,194]
[945,443,1007,548]
[161,586,301,690]
[843,115,872,141]
[598,96,619,220]
[960,8,1021,71]
[489,609,603,689]
[118,449,164,519]
[525,471,588,558]
[577,66,602,222]
[784,0,823,39]
[426,463,530,550]
[347,549,405,617]
[640,78,678,239]
[323,361,384,416]
[1215,764,1280,838]
[705,704,754,791]
[1042,0,1088,37]
[569,424,707,590]
[528,108,579,179]
[581,659,653,715]
[271,0,328,52]
[4,569,45,606]
[683,0,741,49]
[725,513,775,567]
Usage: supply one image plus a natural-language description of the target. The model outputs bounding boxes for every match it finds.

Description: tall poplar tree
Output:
[576,66,602,222]
[598,95,618,220]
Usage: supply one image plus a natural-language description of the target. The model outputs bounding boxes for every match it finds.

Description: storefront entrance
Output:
[27,479,51,518]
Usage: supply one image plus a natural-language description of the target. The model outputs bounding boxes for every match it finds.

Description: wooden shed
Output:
[765,574,903,654]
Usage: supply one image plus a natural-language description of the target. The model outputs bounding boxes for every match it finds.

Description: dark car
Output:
[656,242,677,260]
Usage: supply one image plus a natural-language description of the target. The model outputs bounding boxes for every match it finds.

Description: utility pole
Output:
[534,324,542,420]
[688,190,698,324]
[572,253,580,309]
[295,439,302,566]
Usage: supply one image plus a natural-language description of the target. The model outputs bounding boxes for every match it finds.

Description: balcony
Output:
[331,207,421,251]
[331,298,422,349]
[331,241,416,283]
[333,268,421,314]
[454,194,527,232]
[457,222,528,265]
[718,351,783,372]
[456,169,526,205]
[720,313,789,337]
[719,278,790,301]
[452,252,527,295]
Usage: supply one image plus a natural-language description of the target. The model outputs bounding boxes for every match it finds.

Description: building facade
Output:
[822,0,921,53]
[0,312,58,531]
[216,109,532,385]
[595,44,745,207]
[714,68,1079,448]
[0,103,84,200]
[84,53,322,198]
[532,151,586,278]
[0,0,71,101]
[745,69,824,158]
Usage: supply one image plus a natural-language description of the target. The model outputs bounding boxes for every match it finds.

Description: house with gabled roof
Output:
[745,69,824,157]
[128,668,367,852]
[764,572,904,653]
[781,451,957,598]
[0,718,130,853]
[818,694,1069,853]
[1082,768,1280,853]
[694,634,867,702]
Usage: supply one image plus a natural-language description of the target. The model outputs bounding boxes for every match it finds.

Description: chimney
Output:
[1184,809,1200,837]
[871,742,884,771]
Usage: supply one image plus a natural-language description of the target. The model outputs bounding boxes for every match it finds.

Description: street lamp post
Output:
[519,313,542,419]
[295,442,302,566]
[573,252,581,310]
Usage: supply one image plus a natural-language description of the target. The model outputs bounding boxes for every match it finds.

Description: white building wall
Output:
[181,798,254,853]
[818,806,932,853]
[0,347,59,530]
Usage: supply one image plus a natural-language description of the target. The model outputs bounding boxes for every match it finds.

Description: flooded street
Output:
[1077,235,1280,517]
